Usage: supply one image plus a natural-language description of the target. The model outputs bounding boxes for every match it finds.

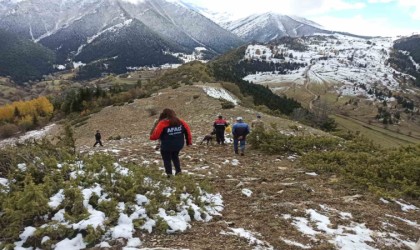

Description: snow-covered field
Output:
[202,86,239,105]
[243,34,414,97]
[0,124,56,148]
[282,204,419,250]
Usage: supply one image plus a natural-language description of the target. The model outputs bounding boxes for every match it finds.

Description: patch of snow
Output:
[41,236,50,244]
[112,213,134,239]
[305,172,318,176]
[292,217,319,236]
[114,162,130,176]
[220,227,273,249]
[126,237,142,247]
[393,200,419,212]
[231,159,240,166]
[56,65,66,70]
[73,61,86,69]
[52,209,67,223]
[157,208,191,233]
[48,189,65,209]
[202,86,239,105]
[241,188,253,197]
[97,242,111,248]
[14,226,36,248]
[385,214,420,229]
[55,233,86,250]
[0,178,9,187]
[280,237,311,249]
[17,163,27,171]
[380,198,390,204]
[0,124,56,148]
[136,194,149,205]
[289,208,378,249]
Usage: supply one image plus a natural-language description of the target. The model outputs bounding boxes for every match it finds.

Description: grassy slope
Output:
[333,114,420,147]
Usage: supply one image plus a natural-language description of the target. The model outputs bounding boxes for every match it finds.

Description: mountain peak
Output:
[221,12,328,43]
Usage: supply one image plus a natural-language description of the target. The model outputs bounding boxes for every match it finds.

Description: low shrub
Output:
[145,105,158,117]
[301,140,420,198]
[220,100,235,109]
[0,123,19,139]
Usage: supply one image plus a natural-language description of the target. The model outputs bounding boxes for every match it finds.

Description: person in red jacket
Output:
[150,109,192,177]
[213,115,229,145]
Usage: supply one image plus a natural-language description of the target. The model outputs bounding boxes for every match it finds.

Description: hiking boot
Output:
[241,153,244,156]
[235,150,239,154]
[175,172,182,176]
[167,174,172,179]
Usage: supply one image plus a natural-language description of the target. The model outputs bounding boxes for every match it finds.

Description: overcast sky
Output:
[181,0,420,37]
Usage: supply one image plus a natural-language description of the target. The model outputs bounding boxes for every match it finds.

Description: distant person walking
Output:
[93,130,103,147]
[232,117,250,156]
[150,109,192,177]
[251,114,265,142]
[213,115,229,145]
[251,114,265,130]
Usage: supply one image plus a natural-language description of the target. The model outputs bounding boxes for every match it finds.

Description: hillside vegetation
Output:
[0,30,56,83]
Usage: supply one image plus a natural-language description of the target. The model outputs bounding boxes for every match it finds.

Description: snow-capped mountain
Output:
[220,12,331,43]
[0,0,243,66]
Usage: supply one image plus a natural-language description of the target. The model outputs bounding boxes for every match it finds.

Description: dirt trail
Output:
[73,85,419,250]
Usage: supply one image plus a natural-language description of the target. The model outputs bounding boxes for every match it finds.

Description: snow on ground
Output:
[242,34,407,97]
[73,61,86,69]
[283,204,418,249]
[167,47,208,64]
[11,157,225,250]
[0,177,9,191]
[0,124,56,148]
[385,214,420,229]
[280,237,311,249]
[202,86,239,105]
[220,227,274,250]
[48,189,65,209]
[393,199,419,212]
[241,188,253,197]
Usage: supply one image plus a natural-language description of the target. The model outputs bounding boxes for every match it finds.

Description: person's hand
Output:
[238,136,243,140]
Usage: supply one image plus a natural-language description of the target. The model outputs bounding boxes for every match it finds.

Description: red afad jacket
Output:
[150,119,192,151]
[214,118,229,130]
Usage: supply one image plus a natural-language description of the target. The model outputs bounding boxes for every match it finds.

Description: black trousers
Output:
[215,129,225,144]
[93,140,103,147]
[161,150,181,175]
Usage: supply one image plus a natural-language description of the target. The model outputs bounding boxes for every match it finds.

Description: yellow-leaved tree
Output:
[0,96,54,123]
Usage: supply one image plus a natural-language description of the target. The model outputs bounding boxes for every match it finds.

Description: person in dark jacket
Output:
[93,130,103,147]
[213,115,229,145]
[232,117,250,156]
[150,109,192,177]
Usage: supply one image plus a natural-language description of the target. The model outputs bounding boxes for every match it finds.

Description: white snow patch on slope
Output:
[48,189,65,209]
[55,233,86,250]
[242,188,253,197]
[280,237,311,249]
[0,124,56,148]
[385,214,420,229]
[202,86,239,105]
[393,199,419,212]
[285,206,419,250]
[220,227,274,249]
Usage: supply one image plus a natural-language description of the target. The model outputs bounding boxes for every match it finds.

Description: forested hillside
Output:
[209,46,303,116]
[391,35,420,87]
[0,30,56,83]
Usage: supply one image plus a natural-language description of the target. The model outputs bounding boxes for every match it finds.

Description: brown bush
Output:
[0,123,19,139]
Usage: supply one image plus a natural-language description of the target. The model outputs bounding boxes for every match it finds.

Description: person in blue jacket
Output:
[232,117,250,156]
